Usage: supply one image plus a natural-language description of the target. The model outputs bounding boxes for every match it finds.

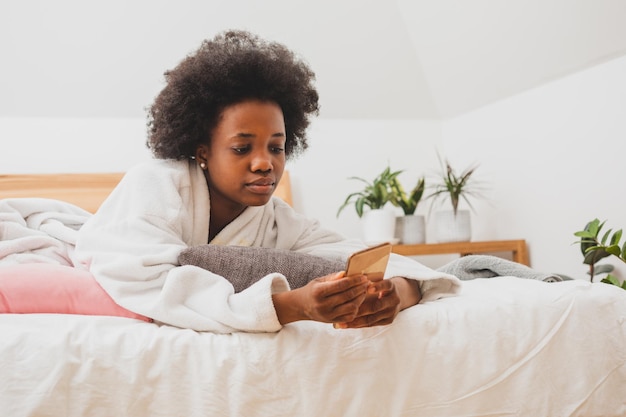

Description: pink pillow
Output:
[0,263,151,322]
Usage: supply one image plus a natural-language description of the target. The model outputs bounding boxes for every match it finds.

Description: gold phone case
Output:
[345,242,392,281]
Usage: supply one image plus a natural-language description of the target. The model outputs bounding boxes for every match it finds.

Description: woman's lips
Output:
[246,179,275,194]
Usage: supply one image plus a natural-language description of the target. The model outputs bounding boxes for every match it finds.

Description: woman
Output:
[74,30,460,333]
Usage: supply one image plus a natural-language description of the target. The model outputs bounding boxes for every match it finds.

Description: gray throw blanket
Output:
[436,255,564,282]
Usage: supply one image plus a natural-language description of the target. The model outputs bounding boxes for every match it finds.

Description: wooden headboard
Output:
[0,173,125,214]
[0,171,293,213]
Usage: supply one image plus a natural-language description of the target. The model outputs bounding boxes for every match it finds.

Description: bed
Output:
[1,172,625,417]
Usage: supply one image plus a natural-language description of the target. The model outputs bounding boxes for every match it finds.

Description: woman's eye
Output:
[271,146,285,154]
[232,146,250,154]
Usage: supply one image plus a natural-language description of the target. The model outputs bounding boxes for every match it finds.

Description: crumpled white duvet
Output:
[0,198,90,265]
[1,276,625,417]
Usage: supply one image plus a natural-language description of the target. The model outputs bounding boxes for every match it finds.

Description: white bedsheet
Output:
[1,277,625,417]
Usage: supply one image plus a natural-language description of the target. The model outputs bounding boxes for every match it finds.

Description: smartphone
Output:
[344,242,392,282]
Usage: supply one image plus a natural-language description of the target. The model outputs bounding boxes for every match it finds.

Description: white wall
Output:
[0,0,432,120]
[0,118,152,173]
[442,54,626,281]
[287,119,443,239]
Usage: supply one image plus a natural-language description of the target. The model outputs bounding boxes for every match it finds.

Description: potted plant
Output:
[337,166,401,243]
[572,218,626,289]
[390,175,426,244]
[427,157,482,242]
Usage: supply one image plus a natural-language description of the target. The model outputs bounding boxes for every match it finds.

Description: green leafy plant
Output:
[574,218,626,289]
[389,176,426,215]
[427,157,482,215]
[337,166,402,218]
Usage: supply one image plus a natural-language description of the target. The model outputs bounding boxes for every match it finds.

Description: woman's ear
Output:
[196,144,209,169]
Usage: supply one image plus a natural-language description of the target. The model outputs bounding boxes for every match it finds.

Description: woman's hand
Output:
[334,277,422,329]
[273,272,370,325]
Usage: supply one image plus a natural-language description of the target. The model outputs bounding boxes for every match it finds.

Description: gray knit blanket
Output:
[436,255,564,282]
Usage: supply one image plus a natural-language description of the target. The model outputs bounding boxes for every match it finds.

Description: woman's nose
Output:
[250,151,273,172]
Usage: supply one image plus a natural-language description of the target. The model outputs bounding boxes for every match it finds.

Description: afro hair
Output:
[146,30,319,161]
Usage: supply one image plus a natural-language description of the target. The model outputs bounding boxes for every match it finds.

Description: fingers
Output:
[354,296,396,326]
[334,309,394,329]
[300,273,369,323]
[311,275,404,327]
[333,271,347,280]
[337,312,393,329]
[319,273,369,297]
[325,271,346,281]
[334,282,401,329]
[367,279,393,298]
[326,276,369,322]
[330,284,371,320]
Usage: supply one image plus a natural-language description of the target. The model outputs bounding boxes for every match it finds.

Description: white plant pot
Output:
[433,209,471,243]
[396,214,426,244]
[362,209,397,244]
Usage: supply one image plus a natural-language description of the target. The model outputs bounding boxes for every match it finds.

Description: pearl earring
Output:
[200,162,207,169]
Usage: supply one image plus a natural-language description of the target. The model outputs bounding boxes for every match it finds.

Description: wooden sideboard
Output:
[391,239,529,266]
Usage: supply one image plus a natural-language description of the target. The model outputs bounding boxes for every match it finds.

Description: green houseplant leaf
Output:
[427,156,483,216]
[573,218,626,289]
[337,166,403,218]
[389,176,426,215]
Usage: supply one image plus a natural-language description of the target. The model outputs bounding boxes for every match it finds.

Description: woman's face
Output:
[197,99,286,212]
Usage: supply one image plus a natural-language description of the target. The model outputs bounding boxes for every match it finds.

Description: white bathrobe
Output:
[74,159,461,333]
